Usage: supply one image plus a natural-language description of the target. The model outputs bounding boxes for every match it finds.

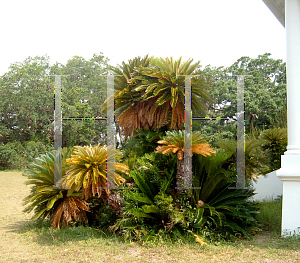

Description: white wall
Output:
[249,171,283,201]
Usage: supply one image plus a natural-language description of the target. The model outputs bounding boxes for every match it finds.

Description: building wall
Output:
[249,171,283,201]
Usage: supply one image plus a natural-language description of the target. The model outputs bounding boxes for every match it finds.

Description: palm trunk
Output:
[176,157,192,193]
[176,158,185,192]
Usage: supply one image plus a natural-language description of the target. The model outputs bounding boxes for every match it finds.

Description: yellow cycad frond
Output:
[157,140,169,145]
[194,234,207,247]
[155,145,180,155]
[65,143,128,200]
[114,163,130,175]
[192,143,216,157]
[156,130,215,159]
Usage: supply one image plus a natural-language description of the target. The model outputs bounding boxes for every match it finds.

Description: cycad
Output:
[156,130,216,192]
[216,138,269,180]
[64,144,129,200]
[191,152,260,239]
[105,56,212,138]
[261,127,287,171]
[111,153,191,244]
[22,149,89,228]
[135,57,211,129]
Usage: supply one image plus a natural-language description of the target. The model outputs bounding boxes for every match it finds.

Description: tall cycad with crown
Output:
[156,130,216,193]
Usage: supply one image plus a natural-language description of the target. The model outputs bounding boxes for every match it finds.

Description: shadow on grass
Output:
[4,219,125,247]
[3,212,300,251]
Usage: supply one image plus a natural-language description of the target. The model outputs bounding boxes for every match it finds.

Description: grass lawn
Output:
[0,171,300,263]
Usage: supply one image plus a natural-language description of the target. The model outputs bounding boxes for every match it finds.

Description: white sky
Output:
[0,0,285,76]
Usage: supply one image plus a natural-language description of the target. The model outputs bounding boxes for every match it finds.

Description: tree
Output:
[106,56,212,138]
[0,53,110,147]
[155,130,215,193]
[196,53,286,142]
[50,54,110,147]
[0,56,53,143]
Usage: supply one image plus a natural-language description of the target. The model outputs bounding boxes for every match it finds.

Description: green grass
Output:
[256,197,282,235]
[1,171,300,263]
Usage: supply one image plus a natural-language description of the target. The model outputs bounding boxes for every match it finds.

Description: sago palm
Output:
[104,56,212,138]
[63,144,129,200]
[124,57,212,136]
[156,130,216,192]
[260,127,287,171]
[216,138,269,180]
[191,152,260,239]
[22,149,90,228]
[134,57,211,128]
[101,55,150,137]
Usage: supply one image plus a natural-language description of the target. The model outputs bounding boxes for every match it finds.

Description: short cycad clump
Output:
[23,145,130,229]
[22,149,90,229]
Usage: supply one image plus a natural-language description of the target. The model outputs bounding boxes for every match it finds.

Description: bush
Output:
[0,140,52,170]
[191,153,261,240]
[22,149,90,229]
[110,153,193,245]
[111,152,261,245]
[0,142,25,170]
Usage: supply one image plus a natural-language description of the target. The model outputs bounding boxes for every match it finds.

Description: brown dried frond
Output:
[50,196,89,229]
[118,98,184,138]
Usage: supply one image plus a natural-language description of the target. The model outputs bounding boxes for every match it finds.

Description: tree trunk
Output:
[176,158,185,193]
[176,157,192,193]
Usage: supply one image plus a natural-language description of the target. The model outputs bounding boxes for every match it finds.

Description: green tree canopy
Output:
[196,53,286,141]
[0,53,110,147]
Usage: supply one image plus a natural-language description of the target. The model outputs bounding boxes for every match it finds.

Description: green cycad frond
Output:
[22,149,89,228]
[261,127,287,146]
[260,127,287,171]
[112,56,212,138]
[216,138,268,180]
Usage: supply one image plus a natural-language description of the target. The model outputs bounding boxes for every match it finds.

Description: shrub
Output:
[0,140,52,170]
[0,142,21,170]
[22,149,89,229]
[190,153,261,240]
[111,151,260,245]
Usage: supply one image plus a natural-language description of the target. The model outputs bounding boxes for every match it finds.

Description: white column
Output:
[276,0,300,236]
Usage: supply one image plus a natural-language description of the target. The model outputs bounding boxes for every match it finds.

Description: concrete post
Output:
[276,0,300,236]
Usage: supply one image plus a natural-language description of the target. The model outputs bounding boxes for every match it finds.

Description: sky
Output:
[0,0,285,76]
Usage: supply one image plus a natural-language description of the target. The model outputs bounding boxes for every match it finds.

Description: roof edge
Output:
[262,0,285,27]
